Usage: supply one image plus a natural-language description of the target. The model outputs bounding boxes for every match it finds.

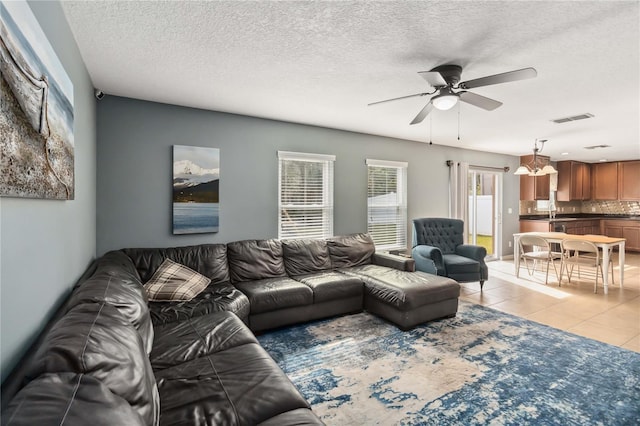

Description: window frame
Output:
[278,151,335,240]
[366,158,408,251]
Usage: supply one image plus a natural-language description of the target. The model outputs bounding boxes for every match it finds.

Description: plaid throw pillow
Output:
[144,258,210,302]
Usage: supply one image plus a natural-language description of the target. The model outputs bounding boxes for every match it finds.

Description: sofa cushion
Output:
[234,277,313,314]
[148,282,250,326]
[123,244,230,284]
[151,311,258,370]
[443,253,481,274]
[327,233,375,268]
[3,373,145,426]
[294,271,363,303]
[144,258,211,302]
[282,238,332,275]
[227,239,286,282]
[25,303,160,426]
[155,343,310,425]
[66,250,154,355]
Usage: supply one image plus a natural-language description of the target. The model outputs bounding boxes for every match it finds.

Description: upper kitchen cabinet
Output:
[519,154,550,200]
[591,162,618,200]
[557,161,591,201]
[618,160,640,201]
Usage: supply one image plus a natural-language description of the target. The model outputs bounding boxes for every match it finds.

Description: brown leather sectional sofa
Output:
[2,233,459,425]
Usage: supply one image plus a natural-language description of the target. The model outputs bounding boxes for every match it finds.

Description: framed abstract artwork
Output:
[172,145,220,234]
[0,0,74,199]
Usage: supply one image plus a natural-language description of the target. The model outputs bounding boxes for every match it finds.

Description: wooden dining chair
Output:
[559,239,605,293]
[517,235,562,285]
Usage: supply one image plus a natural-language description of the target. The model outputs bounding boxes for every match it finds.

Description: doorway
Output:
[467,168,502,261]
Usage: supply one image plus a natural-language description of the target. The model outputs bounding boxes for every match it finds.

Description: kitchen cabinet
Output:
[519,220,551,233]
[564,220,600,236]
[591,160,640,201]
[618,160,640,201]
[601,219,640,251]
[519,217,640,251]
[591,162,618,200]
[519,154,550,200]
[519,219,600,235]
[557,161,591,201]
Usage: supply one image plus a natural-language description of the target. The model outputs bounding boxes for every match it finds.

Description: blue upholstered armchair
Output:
[412,218,488,289]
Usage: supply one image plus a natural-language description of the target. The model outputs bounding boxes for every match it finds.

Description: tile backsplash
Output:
[582,200,640,215]
[520,200,640,216]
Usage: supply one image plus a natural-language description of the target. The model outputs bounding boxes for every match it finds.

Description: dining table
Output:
[513,232,626,294]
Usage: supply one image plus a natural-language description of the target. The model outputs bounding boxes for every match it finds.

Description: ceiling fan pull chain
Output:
[429,114,433,145]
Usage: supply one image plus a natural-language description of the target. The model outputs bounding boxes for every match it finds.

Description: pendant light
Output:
[514,139,557,176]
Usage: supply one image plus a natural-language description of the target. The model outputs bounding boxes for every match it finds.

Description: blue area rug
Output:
[257,301,640,425]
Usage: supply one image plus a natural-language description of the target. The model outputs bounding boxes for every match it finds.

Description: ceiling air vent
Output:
[551,113,594,123]
[584,144,611,150]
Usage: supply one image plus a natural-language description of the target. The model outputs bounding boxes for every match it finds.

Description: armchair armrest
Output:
[456,244,488,281]
[456,244,487,263]
[372,252,415,272]
[411,245,445,276]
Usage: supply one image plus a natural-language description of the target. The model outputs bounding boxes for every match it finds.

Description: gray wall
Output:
[0,0,96,382]
[97,96,521,256]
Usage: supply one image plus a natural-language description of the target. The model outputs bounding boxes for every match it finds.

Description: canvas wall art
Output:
[173,145,220,234]
[0,0,74,199]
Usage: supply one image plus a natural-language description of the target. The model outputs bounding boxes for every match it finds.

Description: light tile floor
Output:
[459,252,640,353]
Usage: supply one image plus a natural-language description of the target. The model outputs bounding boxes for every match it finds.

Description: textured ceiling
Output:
[61,1,640,162]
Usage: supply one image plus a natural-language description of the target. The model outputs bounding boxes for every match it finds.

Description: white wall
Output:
[0,0,96,382]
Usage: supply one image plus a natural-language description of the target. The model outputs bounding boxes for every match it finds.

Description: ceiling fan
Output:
[369,65,537,125]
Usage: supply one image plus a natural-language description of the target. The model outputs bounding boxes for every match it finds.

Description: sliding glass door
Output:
[467,168,502,261]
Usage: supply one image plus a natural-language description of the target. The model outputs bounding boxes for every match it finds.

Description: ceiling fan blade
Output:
[459,91,503,110]
[458,67,537,89]
[368,92,430,106]
[418,71,447,88]
[410,102,434,125]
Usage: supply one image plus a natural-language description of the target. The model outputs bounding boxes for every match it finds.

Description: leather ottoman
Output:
[344,265,460,330]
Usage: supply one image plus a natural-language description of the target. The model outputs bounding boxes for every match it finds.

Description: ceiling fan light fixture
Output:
[431,88,459,110]
[541,165,557,174]
[514,165,531,175]
[369,65,537,124]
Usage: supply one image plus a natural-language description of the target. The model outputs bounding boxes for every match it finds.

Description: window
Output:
[367,159,408,251]
[278,151,335,239]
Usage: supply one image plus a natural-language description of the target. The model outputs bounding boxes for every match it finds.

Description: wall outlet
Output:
[507,207,513,214]
[592,207,596,212]
[508,241,512,248]
[527,207,532,213]
[573,207,576,212]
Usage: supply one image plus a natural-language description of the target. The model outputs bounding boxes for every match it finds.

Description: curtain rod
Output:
[446,160,510,173]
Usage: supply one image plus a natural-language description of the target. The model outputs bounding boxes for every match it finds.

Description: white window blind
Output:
[366,159,408,251]
[278,151,335,240]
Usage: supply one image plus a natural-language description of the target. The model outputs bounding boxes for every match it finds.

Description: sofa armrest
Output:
[371,252,415,272]
[456,244,487,263]
[411,245,444,276]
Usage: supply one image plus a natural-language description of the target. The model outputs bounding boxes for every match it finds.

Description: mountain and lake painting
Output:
[172,145,219,234]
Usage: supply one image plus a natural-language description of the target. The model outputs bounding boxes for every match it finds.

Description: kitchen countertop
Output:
[519,214,640,222]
